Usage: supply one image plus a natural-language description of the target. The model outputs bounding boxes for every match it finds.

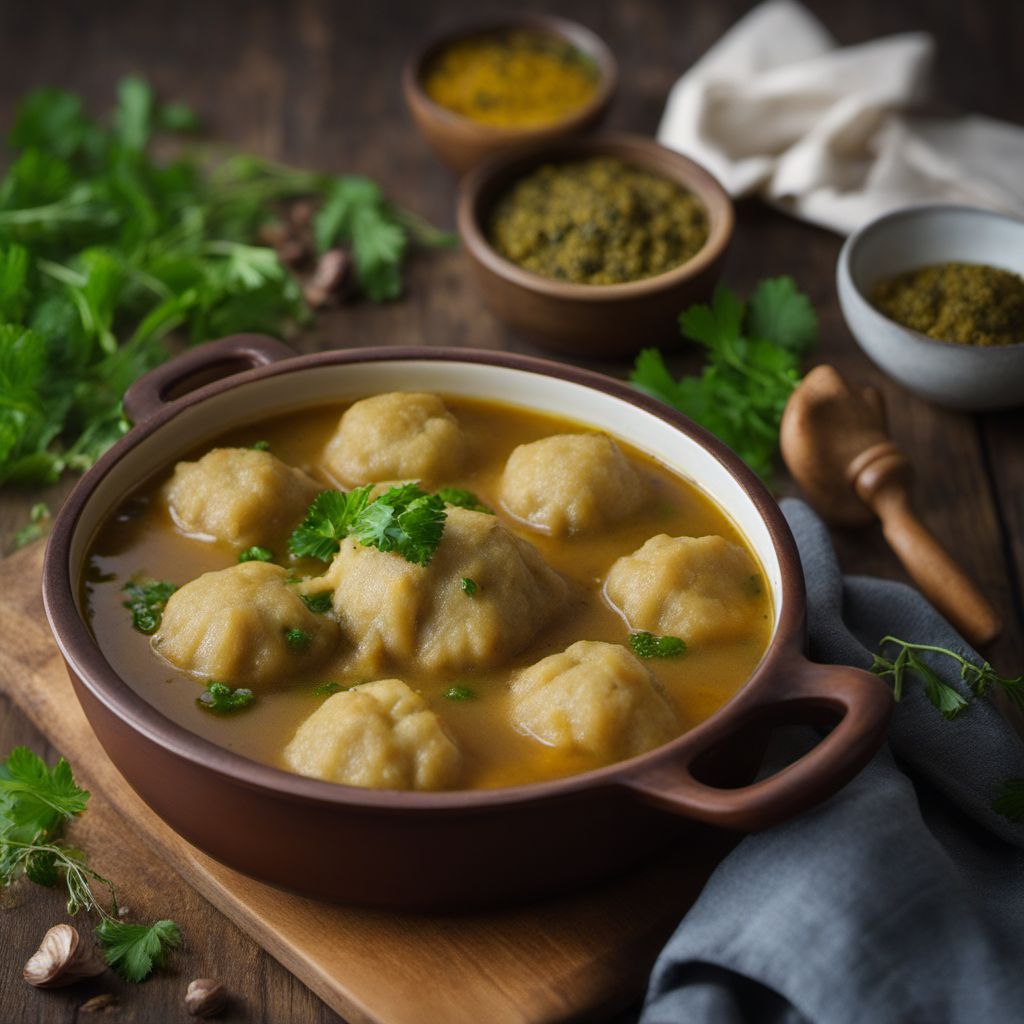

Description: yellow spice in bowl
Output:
[423,30,599,129]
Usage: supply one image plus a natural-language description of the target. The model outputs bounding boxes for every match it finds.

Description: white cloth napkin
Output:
[657,0,1024,234]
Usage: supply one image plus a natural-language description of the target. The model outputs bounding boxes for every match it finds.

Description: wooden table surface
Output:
[1,1,1021,1021]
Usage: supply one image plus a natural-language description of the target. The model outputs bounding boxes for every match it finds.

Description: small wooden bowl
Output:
[402,15,617,175]
[456,134,734,358]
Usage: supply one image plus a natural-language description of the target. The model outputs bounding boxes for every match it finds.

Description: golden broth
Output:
[83,397,773,789]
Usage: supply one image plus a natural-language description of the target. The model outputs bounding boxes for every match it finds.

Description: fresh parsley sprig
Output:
[630,277,817,482]
[238,545,273,563]
[870,637,1023,719]
[289,487,373,561]
[870,637,1024,824]
[289,483,447,566]
[352,483,447,566]
[0,746,181,981]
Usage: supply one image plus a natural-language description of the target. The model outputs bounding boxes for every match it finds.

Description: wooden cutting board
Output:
[0,544,730,1024]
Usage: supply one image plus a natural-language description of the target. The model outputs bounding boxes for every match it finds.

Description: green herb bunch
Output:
[630,277,818,481]
[290,483,448,566]
[0,746,181,981]
[0,76,452,487]
[870,637,1024,823]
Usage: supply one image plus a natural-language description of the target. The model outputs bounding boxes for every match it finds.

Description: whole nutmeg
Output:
[23,924,106,988]
[185,978,228,1018]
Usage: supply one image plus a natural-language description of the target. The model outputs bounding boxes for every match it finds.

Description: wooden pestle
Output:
[780,365,1001,649]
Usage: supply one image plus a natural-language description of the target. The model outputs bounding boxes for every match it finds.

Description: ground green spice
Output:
[488,157,709,285]
[872,262,1024,347]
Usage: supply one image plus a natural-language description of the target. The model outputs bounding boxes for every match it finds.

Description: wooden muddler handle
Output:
[849,442,1002,649]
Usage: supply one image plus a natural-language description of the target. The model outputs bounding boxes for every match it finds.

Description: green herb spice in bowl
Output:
[457,135,733,357]
[872,262,1024,347]
[837,204,1024,411]
[488,156,709,286]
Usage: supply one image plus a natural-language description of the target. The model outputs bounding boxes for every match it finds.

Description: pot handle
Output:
[623,659,893,831]
[123,334,297,425]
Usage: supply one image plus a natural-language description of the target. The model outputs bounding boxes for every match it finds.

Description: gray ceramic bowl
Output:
[837,204,1024,411]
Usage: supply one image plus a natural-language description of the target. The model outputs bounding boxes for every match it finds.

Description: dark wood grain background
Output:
[1,1,1021,1021]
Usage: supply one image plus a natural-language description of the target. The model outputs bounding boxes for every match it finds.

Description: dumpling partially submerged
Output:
[283,678,461,790]
[164,448,319,551]
[500,433,648,535]
[323,392,465,486]
[605,534,763,648]
[153,561,338,686]
[510,641,679,760]
[309,507,569,673]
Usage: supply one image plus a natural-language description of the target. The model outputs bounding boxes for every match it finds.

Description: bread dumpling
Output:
[510,641,679,760]
[500,433,647,535]
[323,392,465,486]
[309,507,569,673]
[283,678,461,790]
[605,534,763,648]
[153,561,338,686]
[164,448,319,550]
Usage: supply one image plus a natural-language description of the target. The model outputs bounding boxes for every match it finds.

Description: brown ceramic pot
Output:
[43,337,893,910]
[457,134,734,357]
[402,15,617,175]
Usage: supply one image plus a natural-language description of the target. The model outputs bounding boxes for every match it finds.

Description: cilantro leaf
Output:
[631,278,818,483]
[678,285,745,352]
[96,919,181,983]
[313,681,343,697]
[238,545,273,563]
[292,484,448,566]
[351,484,447,566]
[461,577,478,596]
[314,175,417,302]
[443,686,475,701]
[196,681,254,714]
[436,487,494,514]
[9,501,50,550]
[747,276,818,354]
[300,591,333,614]
[122,579,177,634]
[869,636,1021,721]
[629,632,687,659]
[288,486,372,561]
[0,747,90,845]
[113,75,154,153]
[284,627,312,652]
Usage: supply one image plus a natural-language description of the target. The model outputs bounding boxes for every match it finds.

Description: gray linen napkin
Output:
[639,499,1024,1024]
